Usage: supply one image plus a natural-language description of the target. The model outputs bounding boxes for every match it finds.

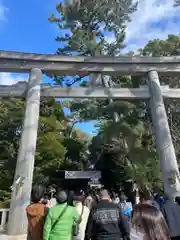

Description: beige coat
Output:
[73,203,90,240]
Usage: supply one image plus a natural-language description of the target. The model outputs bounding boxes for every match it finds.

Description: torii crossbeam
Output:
[0,51,179,236]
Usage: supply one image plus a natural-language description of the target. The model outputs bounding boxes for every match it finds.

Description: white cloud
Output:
[124,0,180,52]
[0,1,8,21]
[0,73,25,85]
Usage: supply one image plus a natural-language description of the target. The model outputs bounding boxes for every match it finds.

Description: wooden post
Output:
[7,68,42,235]
[147,70,180,198]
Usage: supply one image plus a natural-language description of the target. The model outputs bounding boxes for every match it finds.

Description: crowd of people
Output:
[26,184,180,240]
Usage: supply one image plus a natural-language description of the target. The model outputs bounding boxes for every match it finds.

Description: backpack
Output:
[120,201,132,217]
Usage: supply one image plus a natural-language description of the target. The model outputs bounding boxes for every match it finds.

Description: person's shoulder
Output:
[130,228,144,240]
[67,205,77,212]
[48,204,57,212]
[95,200,117,210]
[111,201,118,206]
[107,201,119,207]
[68,204,75,209]
[89,204,97,213]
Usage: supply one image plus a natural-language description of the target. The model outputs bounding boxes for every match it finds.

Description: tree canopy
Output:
[48,0,164,191]
[1,0,180,203]
[0,98,90,204]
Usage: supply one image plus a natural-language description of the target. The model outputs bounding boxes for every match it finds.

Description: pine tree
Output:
[49,0,162,190]
[49,0,137,127]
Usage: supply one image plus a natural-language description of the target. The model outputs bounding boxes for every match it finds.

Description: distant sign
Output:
[88,179,101,186]
[65,171,101,179]
[88,179,102,187]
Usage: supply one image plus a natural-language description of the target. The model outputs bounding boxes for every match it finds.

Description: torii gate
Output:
[0,51,180,235]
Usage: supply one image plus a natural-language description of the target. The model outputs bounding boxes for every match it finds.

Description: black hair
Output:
[67,190,74,206]
[175,196,180,206]
[31,184,45,203]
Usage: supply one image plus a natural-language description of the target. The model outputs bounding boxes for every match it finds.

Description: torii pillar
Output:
[147,70,180,198]
[7,68,42,235]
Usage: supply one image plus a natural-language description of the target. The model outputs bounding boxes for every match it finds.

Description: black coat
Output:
[85,200,130,240]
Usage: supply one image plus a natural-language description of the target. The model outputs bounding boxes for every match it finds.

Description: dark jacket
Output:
[85,199,130,240]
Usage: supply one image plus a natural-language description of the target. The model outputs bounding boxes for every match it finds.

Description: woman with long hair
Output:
[131,203,171,240]
[26,184,47,240]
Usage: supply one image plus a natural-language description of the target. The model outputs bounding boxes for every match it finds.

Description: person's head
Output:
[98,189,110,201]
[73,191,84,205]
[139,189,152,203]
[31,184,45,203]
[67,190,75,205]
[68,190,74,198]
[56,189,67,204]
[83,195,94,209]
[48,185,56,199]
[41,193,49,205]
[111,191,116,200]
[132,203,171,240]
[175,196,180,206]
[120,192,127,202]
[42,198,48,205]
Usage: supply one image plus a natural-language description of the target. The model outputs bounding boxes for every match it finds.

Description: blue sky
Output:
[0,0,180,134]
[0,0,97,134]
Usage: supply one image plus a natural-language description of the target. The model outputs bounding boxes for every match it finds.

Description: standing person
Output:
[131,203,171,240]
[68,190,75,206]
[26,184,47,240]
[84,191,95,210]
[153,191,164,210]
[48,185,57,208]
[139,189,160,210]
[85,189,130,240]
[73,191,90,240]
[43,189,80,240]
[41,195,51,208]
[114,193,120,204]
[119,192,132,218]
[111,191,120,204]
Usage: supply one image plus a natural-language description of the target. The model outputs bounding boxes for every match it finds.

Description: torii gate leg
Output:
[7,68,42,235]
[147,70,180,198]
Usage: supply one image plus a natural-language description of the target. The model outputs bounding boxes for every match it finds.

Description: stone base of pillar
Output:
[0,233,26,240]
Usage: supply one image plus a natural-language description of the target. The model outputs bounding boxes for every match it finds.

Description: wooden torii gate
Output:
[1,51,180,235]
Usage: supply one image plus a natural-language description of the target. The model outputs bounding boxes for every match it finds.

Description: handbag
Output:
[51,205,68,231]
[73,205,84,236]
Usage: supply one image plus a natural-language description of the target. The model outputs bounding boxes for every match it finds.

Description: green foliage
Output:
[49,0,137,86]
[141,35,180,56]
[49,0,163,191]
[3,2,179,199]
[0,98,89,200]
[93,34,180,190]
